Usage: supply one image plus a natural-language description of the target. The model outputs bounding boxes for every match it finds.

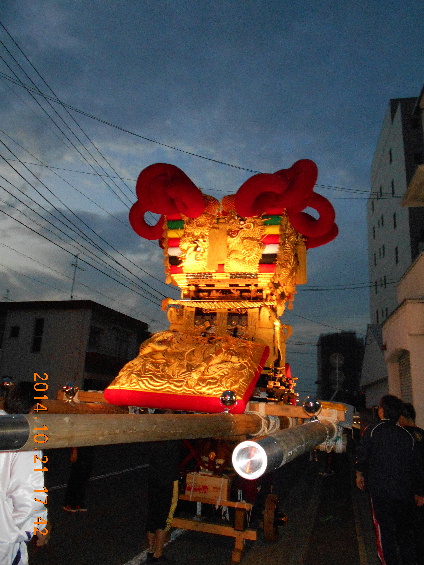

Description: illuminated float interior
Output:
[104,160,338,413]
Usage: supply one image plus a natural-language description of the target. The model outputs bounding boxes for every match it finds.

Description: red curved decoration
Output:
[130,163,207,240]
[234,159,337,248]
[287,192,336,238]
[234,173,288,217]
[305,223,339,249]
[129,201,165,241]
[274,159,318,211]
[130,161,338,248]
[234,159,318,218]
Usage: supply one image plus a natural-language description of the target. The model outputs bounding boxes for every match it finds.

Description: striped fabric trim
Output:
[259,254,277,264]
[167,220,184,229]
[370,498,386,565]
[169,265,183,274]
[169,257,181,266]
[169,264,277,275]
[263,225,280,235]
[12,548,22,565]
[167,229,184,238]
[261,234,279,244]
[263,215,282,225]
[262,244,279,254]
[168,235,279,248]
[168,247,182,256]
[258,264,276,272]
[167,237,180,247]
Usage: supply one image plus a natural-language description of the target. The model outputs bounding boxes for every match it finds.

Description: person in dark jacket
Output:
[62,446,94,512]
[399,402,424,565]
[145,439,180,563]
[356,394,424,565]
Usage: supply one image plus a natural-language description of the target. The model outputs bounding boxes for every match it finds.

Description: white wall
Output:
[384,302,424,426]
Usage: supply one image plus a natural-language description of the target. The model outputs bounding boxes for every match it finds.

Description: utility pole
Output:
[2,289,11,301]
[70,254,84,299]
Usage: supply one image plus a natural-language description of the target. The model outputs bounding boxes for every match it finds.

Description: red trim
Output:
[104,389,246,413]
[104,346,269,414]
[169,264,276,274]
[169,265,183,274]
[261,234,279,244]
[167,238,180,247]
[258,264,276,273]
[370,498,387,565]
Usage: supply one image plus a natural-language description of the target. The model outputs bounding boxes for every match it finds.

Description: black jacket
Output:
[356,419,424,500]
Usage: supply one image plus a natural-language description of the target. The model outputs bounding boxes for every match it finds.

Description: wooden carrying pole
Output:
[0,412,273,451]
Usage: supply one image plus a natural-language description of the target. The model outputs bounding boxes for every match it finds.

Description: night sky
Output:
[1,0,423,397]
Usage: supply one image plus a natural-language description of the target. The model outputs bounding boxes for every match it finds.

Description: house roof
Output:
[0,299,149,330]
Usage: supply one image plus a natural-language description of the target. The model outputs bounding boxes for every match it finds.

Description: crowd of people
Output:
[0,386,180,564]
[355,395,424,565]
[1,384,424,565]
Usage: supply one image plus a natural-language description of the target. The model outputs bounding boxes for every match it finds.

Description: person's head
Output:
[4,381,35,414]
[401,402,416,421]
[399,402,416,426]
[378,394,403,422]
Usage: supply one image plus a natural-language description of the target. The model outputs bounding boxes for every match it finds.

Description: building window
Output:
[371,200,374,213]
[381,214,384,227]
[385,307,388,318]
[393,212,397,229]
[382,244,385,258]
[373,226,376,239]
[384,275,387,288]
[391,180,395,196]
[374,281,378,294]
[32,318,44,353]
[379,185,383,197]
[395,246,399,264]
[9,326,20,338]
[114,329,130,358]
[88,326,102,350]
[389,148,393,163]
[373,253,377,266]
[376,310,379,323]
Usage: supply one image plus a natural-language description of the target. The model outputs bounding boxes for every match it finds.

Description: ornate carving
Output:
[107,331,267,399]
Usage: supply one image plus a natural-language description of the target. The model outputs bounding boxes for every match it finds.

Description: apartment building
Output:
[368,95,424,325]
[362,86,424,407]
[0,300,150,395]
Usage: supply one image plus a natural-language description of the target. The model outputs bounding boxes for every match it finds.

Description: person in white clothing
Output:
[0,382,49,564]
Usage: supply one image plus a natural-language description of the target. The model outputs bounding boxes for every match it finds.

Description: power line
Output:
[0,22,134,197]
[1,135,129,227]
[0,141,172,300]
[0,190,168,305]
[0,207,163,306]
[0,67,383,199]
[0,242,156,320]
[284,312,347,332]
[0,27,133,207]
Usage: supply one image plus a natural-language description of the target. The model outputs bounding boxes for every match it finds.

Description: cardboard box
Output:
[185,472,231,502]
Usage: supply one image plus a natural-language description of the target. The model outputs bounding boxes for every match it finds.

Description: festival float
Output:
[0,160,352,562]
